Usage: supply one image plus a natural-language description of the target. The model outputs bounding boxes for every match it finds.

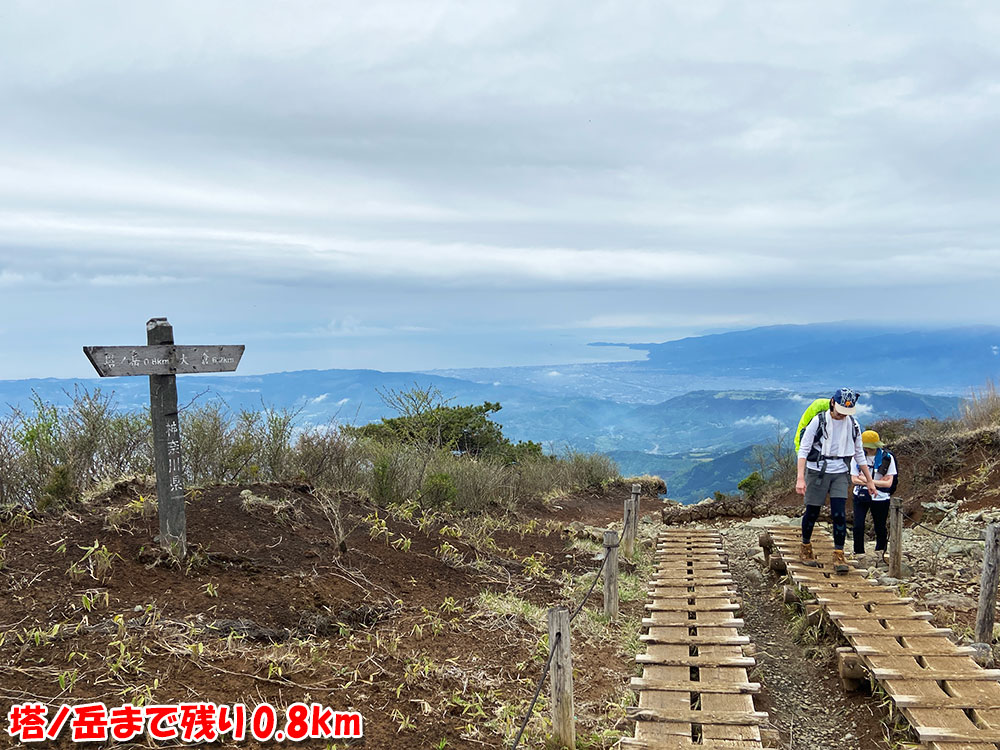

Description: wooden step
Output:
[646,602,740,613]
[853,644,971,657]
[636,654,756,668]
[640,634,750,646]
[627,707,768,725]
[629,677,760,694]
[620,739,764,750]
[642,617,745,628]
[893,695,1000,710]
[871,667,1000,681]
[915,726,1000,743]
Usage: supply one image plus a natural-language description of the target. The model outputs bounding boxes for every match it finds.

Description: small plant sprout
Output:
[390,535,413,552]
[365,512,391,543]
[72,540,119,583]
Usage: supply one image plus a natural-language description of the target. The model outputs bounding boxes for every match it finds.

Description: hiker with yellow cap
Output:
[850,429,898,567]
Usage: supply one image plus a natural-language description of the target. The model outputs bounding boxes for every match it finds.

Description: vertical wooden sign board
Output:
[84,318,245,558]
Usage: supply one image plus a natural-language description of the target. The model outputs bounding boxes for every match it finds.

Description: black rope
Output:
[509,632,560,750]
[570,552,608,623]
[903,512,982,543]
[569,505,631,622]
[510,501,633,748]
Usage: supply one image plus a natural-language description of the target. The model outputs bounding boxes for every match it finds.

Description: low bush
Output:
[0,388,621,516]
[420,472,458,508]
[961,379,1000,432]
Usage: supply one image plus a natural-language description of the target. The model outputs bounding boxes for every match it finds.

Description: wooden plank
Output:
[632,530,765,750]
[645,602,740,613]
[84,344,245,376]
[642,616,745,628]
[646,593,739,601]
[620,740,768,750]
[627,707,768,725]
[914,726,1000,743]
[640,634,750,646]
[629,678,761,694]
[854,644,972,657]
[637,654,756,668]
[871,668,1000,681]
[893,695,1000,710]
[773,524,1000,750]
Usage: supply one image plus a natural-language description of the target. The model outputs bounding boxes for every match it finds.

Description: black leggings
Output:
[852,495,889,554]
[802,498,847,549]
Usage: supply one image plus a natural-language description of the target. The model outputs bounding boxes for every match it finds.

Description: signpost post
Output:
[84,318,244,558]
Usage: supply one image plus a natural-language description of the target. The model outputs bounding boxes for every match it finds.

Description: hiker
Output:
[795,388,878,573]
[851,430,898,567]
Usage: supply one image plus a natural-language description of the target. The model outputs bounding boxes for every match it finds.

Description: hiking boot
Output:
[799,543,820,567]
[832,549,849,575]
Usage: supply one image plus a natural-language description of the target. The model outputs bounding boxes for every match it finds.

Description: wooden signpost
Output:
[84,318,245,558]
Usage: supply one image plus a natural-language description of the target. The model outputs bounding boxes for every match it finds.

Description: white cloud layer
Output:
[2,1,1000,376]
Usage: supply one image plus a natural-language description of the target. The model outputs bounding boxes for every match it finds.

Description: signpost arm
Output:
[147,318,187,558]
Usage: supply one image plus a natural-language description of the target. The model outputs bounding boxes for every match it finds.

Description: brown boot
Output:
[832,549,849,574]
[799,543,819,567]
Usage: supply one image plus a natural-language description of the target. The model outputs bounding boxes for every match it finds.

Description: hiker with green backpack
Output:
[851,429,898,567]
[795,388,878,573]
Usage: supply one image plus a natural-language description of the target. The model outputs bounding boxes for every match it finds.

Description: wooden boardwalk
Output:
[626,529,769,749]
[764,525,1000,750]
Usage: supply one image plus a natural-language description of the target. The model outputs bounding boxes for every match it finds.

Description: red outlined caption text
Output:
[7,702,363,743]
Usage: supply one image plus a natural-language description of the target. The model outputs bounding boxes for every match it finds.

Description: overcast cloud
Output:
[2,1,1000,378]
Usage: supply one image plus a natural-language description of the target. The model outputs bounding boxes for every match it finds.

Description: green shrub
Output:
[348,384,541,461]
[562,451,619,489]
[420,472,458,508]
[448,456,510,512]
[293,426,366,491]
[737,471,766,501]
[38,464,76,512]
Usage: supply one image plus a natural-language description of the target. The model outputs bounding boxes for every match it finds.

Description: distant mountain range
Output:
[438,323,1000,401]
[1,322,990,502]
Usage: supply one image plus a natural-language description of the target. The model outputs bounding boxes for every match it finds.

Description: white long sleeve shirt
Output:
[852,453,897,501]
[797,413,867,474]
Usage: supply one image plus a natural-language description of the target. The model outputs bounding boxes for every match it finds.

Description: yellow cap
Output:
[861,430,884,449]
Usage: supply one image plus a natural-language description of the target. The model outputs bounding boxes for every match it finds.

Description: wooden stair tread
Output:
[629,677,761,694]
[627,707,768,725]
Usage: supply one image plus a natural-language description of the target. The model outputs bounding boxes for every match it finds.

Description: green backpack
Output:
[793,397,831,452]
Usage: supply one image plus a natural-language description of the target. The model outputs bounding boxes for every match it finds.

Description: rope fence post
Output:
[975,524,1000,644]
[603,530,619,618]
[631,483,641,546]
[547,607,575,749]
[622,494,635,560]
[889,497,904,578]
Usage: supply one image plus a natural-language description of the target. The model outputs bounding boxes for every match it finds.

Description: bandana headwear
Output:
[833,387,860,415]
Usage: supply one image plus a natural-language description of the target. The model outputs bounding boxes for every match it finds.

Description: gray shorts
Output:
[804,468,850,507]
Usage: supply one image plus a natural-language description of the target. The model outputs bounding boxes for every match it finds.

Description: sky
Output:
[2,1,1000,379]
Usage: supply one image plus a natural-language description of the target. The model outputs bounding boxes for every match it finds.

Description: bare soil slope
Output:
[1,482,645,748]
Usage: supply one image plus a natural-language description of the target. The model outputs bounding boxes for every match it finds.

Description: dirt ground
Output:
[2,480,955,749]
[1,481,649,749]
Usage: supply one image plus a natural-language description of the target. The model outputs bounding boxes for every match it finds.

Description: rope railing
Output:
[509,490,637,750]
[570,549,611,623]
[902,511,983,543]
[508,633,560,750]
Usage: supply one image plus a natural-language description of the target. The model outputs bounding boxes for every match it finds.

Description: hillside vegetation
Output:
[0,387,656,748]
[0,386,619,518]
